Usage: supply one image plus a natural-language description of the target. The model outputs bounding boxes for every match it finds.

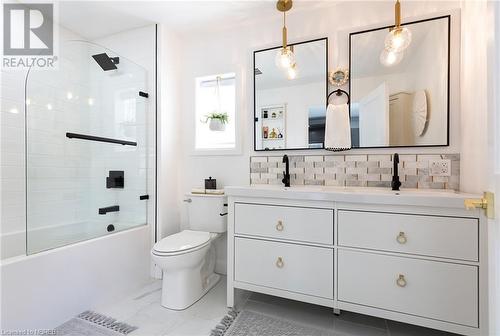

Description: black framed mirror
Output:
[349,15,450,148]
[254,37,328,151]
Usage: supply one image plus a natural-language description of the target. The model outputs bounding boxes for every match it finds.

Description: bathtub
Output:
[1,221,144,259]
[0,224,151,331]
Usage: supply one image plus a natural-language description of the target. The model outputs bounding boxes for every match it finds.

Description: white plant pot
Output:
[209,119,226,131]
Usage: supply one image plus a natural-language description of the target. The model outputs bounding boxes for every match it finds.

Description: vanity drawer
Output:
[234,237,333,299]
[234,203,333,245]
[337,210,479,261]
[338,250,478,327]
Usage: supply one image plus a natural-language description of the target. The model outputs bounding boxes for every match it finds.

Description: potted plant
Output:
[203,112,229,131]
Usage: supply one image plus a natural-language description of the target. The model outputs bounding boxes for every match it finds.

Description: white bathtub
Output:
[1,221,144,259]
[0,224,151,330]
[0,230,26,260]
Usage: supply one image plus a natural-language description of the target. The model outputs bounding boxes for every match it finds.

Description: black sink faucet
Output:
[282,154,290,187]
[391,153,402,191]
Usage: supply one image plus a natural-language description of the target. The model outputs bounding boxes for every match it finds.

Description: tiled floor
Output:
[95,276,458,336]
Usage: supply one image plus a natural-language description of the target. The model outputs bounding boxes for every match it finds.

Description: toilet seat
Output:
[152,230,211,256]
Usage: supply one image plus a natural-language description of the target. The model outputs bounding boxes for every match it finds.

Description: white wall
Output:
[93,25,156,239]
[157,26,183,239]
[462,1,498,335]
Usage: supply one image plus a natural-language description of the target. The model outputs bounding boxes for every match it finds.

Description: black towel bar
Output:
[66,133,137,146]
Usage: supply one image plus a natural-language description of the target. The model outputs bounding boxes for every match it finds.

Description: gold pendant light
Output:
[275,0,296,70]
[385,0,412,53]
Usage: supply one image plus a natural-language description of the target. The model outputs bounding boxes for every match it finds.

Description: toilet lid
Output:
[152,230,211,254]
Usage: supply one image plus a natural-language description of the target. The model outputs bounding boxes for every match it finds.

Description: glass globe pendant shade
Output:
[275,47,296,69]
[287,63,298,80]
[384,27,412,53]
[380,48,404,67]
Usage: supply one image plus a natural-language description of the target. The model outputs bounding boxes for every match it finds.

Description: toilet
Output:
[151,194,227,310]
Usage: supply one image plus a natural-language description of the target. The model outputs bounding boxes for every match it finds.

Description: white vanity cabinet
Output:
[226,186,488,336]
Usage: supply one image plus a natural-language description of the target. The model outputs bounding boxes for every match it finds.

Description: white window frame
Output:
[191,69,242,156]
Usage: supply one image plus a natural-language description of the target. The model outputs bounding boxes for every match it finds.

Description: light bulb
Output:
[385,27,412,52]
[275,47,296,69]
[380,48,404,67]
[287,63,298,80]
[46,103,53,110]
[66,91,73,100]
[88,98,94,106]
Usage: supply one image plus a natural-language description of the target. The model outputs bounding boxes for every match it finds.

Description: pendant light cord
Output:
[395,0,401,29]
[215,76,222,113]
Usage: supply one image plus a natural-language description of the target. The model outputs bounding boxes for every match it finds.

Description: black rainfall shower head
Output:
[92,53,119,71]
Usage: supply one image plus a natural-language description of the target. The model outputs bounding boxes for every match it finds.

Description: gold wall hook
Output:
[464,192,494,219]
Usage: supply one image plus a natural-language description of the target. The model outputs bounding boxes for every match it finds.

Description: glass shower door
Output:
[26,40,149,254]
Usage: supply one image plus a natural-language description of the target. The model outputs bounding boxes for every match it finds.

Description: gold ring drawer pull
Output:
[396,274,407,287]
[276,257,284,268]
[276,221,284,231]
[396,232,407,244]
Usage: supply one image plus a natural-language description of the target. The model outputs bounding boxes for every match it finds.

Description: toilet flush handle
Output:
[183,199,192,203]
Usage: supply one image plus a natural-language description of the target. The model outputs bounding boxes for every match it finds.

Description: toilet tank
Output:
[187,194,227,233]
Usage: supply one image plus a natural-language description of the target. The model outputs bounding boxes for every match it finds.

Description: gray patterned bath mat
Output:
[56,311,137,335]
[211,309,334,336]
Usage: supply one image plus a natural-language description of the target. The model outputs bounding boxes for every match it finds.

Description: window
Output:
[195,72,236,152]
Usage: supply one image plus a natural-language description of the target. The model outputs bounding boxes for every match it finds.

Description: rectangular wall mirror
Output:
[350,16,450,148]
[254,38,327,151]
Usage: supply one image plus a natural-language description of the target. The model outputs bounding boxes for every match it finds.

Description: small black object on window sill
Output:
[205,177,216,190]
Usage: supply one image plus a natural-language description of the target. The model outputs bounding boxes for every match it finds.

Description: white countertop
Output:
[224,185,481,209]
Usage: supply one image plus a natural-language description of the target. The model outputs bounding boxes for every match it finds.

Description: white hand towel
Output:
[324,103,351,151]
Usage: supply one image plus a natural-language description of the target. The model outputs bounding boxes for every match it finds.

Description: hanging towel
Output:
[324,103,352,151]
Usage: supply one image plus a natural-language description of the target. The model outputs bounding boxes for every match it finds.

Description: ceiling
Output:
[59,1,338,40]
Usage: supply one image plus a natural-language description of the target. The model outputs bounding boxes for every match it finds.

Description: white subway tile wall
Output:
[250,154,460,190]
[1,68,27,258]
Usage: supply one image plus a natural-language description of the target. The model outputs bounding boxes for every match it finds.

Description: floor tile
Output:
[387,320,461,336]
[95,276,459,336]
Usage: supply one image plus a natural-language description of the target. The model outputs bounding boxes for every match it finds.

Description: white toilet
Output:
[151,194,227,310]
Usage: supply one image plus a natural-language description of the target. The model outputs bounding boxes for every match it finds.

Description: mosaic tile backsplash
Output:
[250,154,460,191]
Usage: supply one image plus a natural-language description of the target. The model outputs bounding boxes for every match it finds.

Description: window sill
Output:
[191,147,242,156]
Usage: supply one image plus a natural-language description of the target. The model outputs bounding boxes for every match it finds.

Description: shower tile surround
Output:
[250,154,460,190]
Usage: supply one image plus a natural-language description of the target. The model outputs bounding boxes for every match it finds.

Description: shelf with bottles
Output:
[261,106,284,120]
[262,126,284,141]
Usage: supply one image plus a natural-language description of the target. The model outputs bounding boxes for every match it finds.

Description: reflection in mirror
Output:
[350,16,450,148]
[254,38,327,151]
